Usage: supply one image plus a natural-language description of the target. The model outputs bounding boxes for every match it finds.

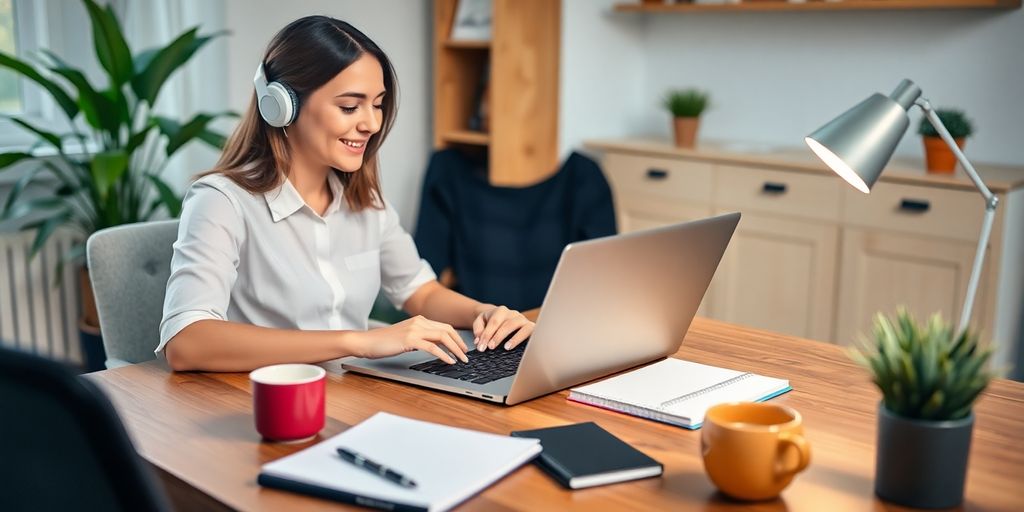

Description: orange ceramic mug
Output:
[701,402,811,501]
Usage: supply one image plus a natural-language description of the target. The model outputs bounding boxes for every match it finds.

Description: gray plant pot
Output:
[875,404,973,509]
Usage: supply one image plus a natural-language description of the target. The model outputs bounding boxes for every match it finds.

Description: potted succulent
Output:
[663,88,709,149]
[0,0,232,370]
[849,308,996,509]
[918,108,973,174]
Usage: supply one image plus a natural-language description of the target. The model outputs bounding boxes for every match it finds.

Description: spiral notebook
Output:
[568,359,791,429]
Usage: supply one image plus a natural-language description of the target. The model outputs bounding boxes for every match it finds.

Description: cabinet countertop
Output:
[584,139,1024,193]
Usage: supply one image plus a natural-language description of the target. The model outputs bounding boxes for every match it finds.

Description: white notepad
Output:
[568,358,791,429]
[259,412,541,512]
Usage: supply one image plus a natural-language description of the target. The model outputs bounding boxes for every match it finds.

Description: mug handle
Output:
[776,432,811,476]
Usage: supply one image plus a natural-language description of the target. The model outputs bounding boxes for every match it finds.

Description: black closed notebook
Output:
[511,422,663,489]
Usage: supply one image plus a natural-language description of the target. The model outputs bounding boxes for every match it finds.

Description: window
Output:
[0,0,91,150]
[0,0,20,114]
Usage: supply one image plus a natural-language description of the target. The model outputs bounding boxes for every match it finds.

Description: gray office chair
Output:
[86,220,178,369]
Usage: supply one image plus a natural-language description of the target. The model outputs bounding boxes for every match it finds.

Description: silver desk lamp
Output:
[805,79,998,334]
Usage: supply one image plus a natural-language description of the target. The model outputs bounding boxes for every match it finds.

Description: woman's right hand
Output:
[351,315,469,364]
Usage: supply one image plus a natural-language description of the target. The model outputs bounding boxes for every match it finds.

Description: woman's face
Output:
[291,53,386,173]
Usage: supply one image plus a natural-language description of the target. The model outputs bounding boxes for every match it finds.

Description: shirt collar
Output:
[264,171,346,222]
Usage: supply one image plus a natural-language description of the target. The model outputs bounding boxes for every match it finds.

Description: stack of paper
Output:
[259,412,541,511]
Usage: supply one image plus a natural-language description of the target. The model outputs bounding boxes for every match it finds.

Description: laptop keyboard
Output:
[408,343,527,384]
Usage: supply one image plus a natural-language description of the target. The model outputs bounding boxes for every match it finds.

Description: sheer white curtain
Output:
[117,0,230,192]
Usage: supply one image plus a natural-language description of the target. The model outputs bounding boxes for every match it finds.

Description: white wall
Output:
[223,0,432,229]
[561,5,1024,167]
[559,0,648,159]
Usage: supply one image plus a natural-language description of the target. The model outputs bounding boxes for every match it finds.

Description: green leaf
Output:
[0,152,34,171]
[83,0,133,86]
[3,116,63,149]
[0,52,79,119]
[126,118,158,154]
[197,128,228,149]
[27,210,72,259]
[46,60,119,134]
[5,197,66,222]
[90,150,129,202]
[1,166,40,219]
[146,175,182,218]
[157,111,234,156]
[132,29,227,105]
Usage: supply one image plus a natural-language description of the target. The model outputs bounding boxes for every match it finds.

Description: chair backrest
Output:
[0,346,170,511]
[87,220,179,367]
[415,150,617,310]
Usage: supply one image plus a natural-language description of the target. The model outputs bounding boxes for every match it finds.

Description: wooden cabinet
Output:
[433,0,560,186]
[834,228,990,346]
[711,210,839,341]
[588,140,1024,376]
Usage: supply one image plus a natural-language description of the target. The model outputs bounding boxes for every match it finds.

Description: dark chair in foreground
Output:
[0,346,170,512]
[415,149,617,311]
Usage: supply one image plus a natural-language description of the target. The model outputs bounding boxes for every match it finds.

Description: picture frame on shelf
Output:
[450,0,492,42]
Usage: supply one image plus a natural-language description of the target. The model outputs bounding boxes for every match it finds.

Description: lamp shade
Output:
[805,80,923,193]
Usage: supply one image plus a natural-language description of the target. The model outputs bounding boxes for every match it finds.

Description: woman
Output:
[159,16,533,372]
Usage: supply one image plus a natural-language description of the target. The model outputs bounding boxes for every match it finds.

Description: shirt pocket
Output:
[344,249,381,271]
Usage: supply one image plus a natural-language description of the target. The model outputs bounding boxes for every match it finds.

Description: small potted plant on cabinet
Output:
[850,308,996,509]
[919,108,973,174]
[663,88,709,149]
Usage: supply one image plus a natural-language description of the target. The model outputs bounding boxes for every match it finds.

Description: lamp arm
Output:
[916,98,1000,334]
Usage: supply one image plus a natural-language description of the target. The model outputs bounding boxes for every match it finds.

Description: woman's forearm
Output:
[403,281,489,329]
[164,319,363,372]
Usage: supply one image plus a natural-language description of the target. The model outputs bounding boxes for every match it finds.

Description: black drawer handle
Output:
[646,168,669,180]
[900,199,931,212]
[762,182,788,194]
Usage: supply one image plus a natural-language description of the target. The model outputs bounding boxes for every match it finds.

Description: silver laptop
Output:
[342,212,740,405]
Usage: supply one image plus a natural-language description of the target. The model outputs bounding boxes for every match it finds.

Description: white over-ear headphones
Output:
[253,62,298,128]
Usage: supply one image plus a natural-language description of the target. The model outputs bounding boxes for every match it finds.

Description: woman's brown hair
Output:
[207,16,397,211]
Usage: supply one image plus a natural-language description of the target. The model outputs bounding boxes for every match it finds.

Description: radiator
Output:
[0,229,84,365]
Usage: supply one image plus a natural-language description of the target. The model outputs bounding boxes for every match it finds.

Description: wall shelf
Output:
[615,0,1021,13]
[444,40,491,50]
[440,130,490,146]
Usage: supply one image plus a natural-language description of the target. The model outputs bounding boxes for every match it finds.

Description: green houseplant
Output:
[917,108,973,174]
[662,88,709,149]
[0,0,232,369]
[850,308,996,509]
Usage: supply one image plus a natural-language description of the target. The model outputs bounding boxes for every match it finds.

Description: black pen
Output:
[337,447,418,488]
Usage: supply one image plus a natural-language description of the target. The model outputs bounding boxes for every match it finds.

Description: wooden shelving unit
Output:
[616,0,1021,12]
[433,0,561,186]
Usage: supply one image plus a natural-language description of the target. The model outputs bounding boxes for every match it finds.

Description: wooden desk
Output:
[85,318,1024,511]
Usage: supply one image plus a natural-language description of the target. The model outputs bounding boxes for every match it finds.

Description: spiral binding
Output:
[658,373,753,410]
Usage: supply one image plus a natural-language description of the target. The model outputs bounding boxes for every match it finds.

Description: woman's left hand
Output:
[472,305,534,352]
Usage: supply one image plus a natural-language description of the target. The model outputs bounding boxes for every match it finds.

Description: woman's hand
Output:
[354,316,469,364]
[473,305,535,352]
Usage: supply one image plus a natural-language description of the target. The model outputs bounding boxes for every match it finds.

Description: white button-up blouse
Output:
[156,171,436,354]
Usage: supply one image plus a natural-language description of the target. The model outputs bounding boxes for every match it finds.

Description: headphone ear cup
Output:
[259,82,298,127]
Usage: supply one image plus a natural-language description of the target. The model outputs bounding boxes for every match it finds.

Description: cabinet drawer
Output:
[603,153,713,204]
[841,182,986,242]
[714,164,843,221]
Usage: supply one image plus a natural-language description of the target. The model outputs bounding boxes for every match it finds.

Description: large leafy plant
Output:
[850,308,996,421]
[0,0,232,264]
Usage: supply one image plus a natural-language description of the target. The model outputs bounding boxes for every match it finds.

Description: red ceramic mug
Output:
[250,364,326,442]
